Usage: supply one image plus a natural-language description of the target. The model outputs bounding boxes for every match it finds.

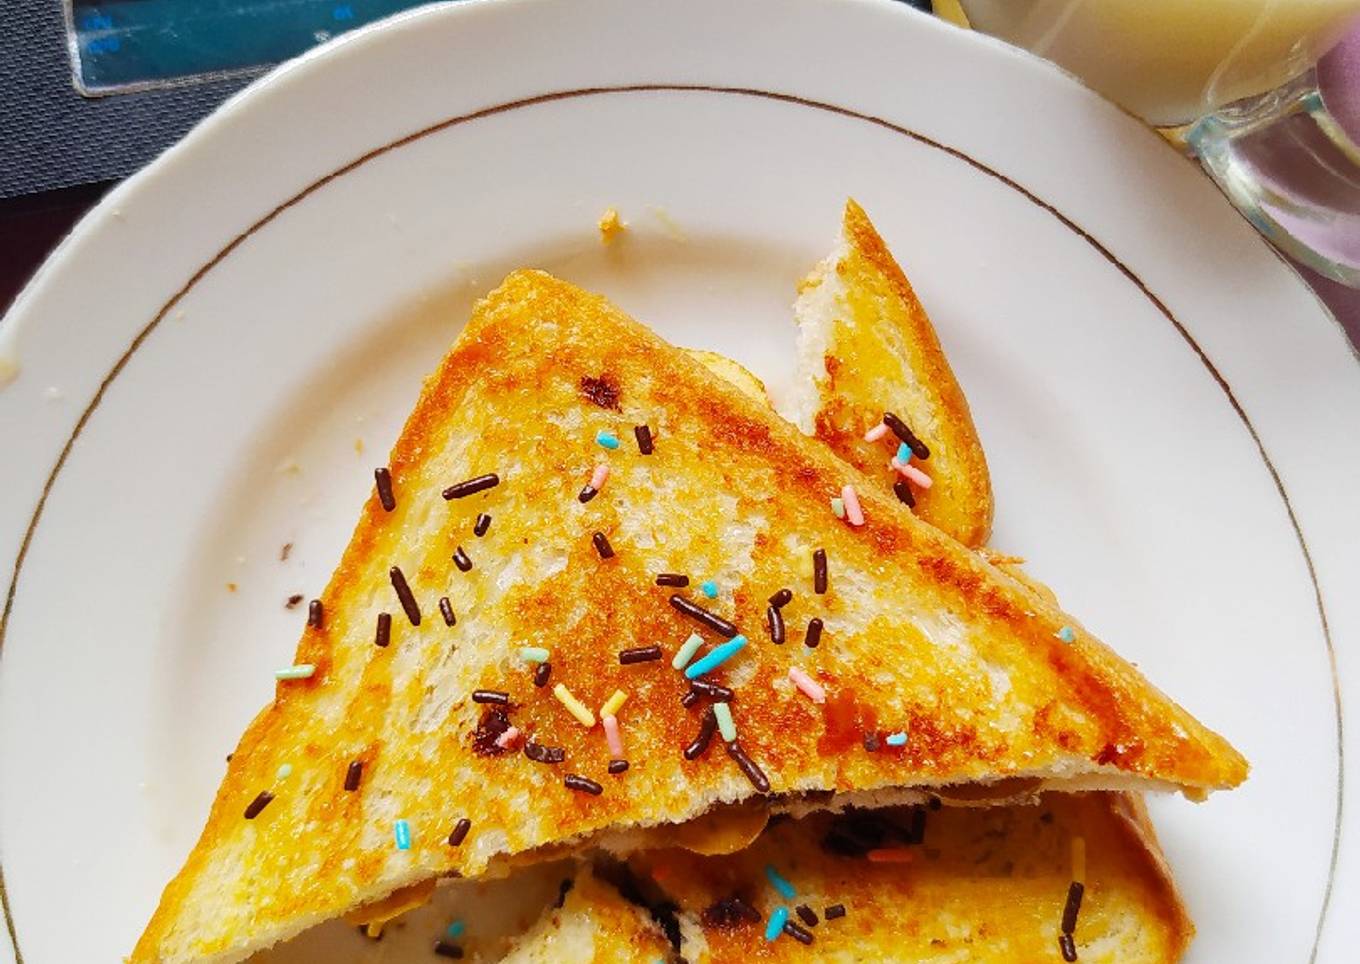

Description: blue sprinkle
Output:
[393,819,412,850]
[446,921,465,939]
[765,905,789,942]
[700,580,718,599]
[596,430,620,450]
[765,864,796,900]
[896,442,911,463]
[885,731,908,746]
[1057,625,1076,643]
[683,635,748,679]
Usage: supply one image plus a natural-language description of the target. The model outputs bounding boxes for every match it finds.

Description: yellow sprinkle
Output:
[1071,836,1087,884]
[553,683,596,728]
[600,689,628,718]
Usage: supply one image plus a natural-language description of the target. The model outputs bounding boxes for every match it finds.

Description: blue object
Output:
[1057,625,1076,643]
[896,442,911,463]
[700,580,718,599]
[595,429,620,450]
[683,635,747,679]
[765,864,796,900]
[393,818,412,850]
[446,921,465,939]
[885,731,908,746]
[765,906,789,942]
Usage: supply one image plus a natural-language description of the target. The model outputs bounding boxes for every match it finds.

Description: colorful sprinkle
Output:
[275,664,315,680]
[596,429,621,450]
[495,726,521,750]
[683,635,748,679]
[765,906,789,942]
[601,689,628,717]
[275,763,293,780]
[841,485,865,526]
[863,423,890,443]
[765,864,796,899]
[244,790,274,819]
[700,580,718,599]
[892,459,933,489]
[442,473,500,500]
[788,666,826,704]
[590,463,609,490]
[446,921,466,939]
[602,714,624,757]
[672,632,704,670]
[344,760,363,791]
[520,646,550,663]
[830,496,845,519]
[713,702,737,742]
[1057,626,1076,643]
[553,683,596,727]
[447,818,472,846]
[393,819,412,850]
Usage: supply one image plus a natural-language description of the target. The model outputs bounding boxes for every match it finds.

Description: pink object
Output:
[788,666,826,704]
[602,714,624,757]
[892,459,933,489]
[590,463,610,490]
[841,484,865,526]
[863,423,890,443]
[495,726,521,750]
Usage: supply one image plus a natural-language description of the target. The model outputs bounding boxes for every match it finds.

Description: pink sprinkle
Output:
[892,459,933,489]
[495,726,521,750]
[863,423,890,443]
[841,484,865,526]
[602,714,624,757]
[788,667,826,704]
[590,463,610,490]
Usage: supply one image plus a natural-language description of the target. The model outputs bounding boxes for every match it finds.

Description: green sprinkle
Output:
[714,702,737,742]
[275,664,315,680]
[830,497,845,519]
[275,763,293,780]
[672,633,704,670]
[446,921,465,939]
[519,646,551,663]
[1057,626,1076,643]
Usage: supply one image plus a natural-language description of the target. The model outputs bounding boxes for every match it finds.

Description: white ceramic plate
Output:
[2,0,1358,960]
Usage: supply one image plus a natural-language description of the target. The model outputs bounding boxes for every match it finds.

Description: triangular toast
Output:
[135,270,1243,962]
[789,199,994,547]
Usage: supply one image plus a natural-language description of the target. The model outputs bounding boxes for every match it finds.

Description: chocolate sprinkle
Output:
[472,707,512,756]
[883,412,930,460]
[439,596,457,627]
[680,689,701,708]
[768,588,793,608]
[813,548,827,594]
[307,599,324,629]
[767,605,785,644]
[280,542,292,561]
[474,512,491,537]
[579,374,621,410]
[726,740,770,792]
[285,594,304,609]
[578,484,598,503]
[472,689,509,705]
[524,741,566,764]
[655,573,689,587]
[782,920,814,945]
[634,424,654,454]
[684,708,718,760]
[1059,933,1078,962]
[564,773,603,795]
[243,790,274,819]
[862,732,880,752]
[344,760,363,792]
[374,612,391,648]
[593,532,615,559]
[442,473,500,500]
[533,662,552,687]
[703,895,761,927]
[389,566,421,625]
[805,617,824,649]
[690,680,734,701]
[452,546,473,572]
[448,817,472,846]
[824,904,846,920]
[1061,881,1085,934]
[374,467,396,511]
[608,759,630,774]
[668,594,739,638]
[433,940,464,958]
[619,645,662,664]
[795,904,819,927]
[893,479,916,507]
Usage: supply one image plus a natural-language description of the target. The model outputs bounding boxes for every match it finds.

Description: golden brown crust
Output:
[134,271,1241,962]
[806,199,994,547]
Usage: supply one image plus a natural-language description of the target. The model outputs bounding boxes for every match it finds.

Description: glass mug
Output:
[955,0,1360,286]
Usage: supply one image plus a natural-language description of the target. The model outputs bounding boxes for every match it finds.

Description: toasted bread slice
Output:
[134,271,1242,962]
[789,199,994,547]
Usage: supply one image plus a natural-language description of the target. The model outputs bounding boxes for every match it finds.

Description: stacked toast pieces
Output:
[135,202,1244,963]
